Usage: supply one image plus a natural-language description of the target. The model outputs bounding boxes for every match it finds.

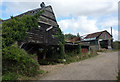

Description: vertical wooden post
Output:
[98,40,101,50]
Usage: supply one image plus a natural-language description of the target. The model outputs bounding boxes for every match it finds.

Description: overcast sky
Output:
[0,0,119,41]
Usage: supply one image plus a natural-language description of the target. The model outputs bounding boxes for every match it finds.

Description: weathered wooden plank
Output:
[38,16,58,27]
[41,10,56,21]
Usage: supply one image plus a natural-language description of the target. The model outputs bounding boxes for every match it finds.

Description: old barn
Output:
[65,37,90,53]
[6,3,61,60]
[82,30,113,50]
[6,3,61,59]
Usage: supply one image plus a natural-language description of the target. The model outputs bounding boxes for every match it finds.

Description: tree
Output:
[64,33,76,40]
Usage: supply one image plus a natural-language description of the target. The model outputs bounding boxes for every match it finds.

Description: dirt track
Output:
[39,51,118,80]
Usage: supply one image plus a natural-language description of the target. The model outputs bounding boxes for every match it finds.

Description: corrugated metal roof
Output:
[83,30,112,41]
[70,37,81,43]
[84,31,103,39]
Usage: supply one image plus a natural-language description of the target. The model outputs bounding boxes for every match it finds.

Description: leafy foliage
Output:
[64,33,76,40]
[2,10,44,48]
[113,41,120,50]
[2,11,44,80]
[2,15,38,48]
[54,27,65,44]
[65,49,98,64]
[59,42,65,59]
[2,72,18,80]
[2,45,39,77]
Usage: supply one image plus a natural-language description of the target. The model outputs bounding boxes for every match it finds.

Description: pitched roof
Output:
[3,5,58,27]
[70,37,81,42]
[84,31,103,39]
[84,30,112,39]
[65,37,81,43]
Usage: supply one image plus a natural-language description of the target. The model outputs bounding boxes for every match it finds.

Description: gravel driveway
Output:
[40,51,118,80]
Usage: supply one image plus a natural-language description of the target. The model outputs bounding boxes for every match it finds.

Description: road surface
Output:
[40,51,118,80]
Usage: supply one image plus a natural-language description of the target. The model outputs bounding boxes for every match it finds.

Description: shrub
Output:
[59,42,65,59]
[77,43,81,54]
[2,10,44,48]
[2,45,40,78]
[2,72,18,80]
[65,48,98,64]
[2,10,44,80]
[113,41,120,50]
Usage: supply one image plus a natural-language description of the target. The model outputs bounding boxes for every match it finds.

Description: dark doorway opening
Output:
[100,40,108,49]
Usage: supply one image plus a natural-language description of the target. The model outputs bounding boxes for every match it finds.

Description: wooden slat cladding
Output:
[15,6,60,46]
[38,16,58,27]
[41,10,56,21]
[26,28,44,43]
[44,6,53,13]
[99,31,112,40]
[46,27,59,45]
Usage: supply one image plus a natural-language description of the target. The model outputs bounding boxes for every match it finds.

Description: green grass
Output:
[17,70,46,80]
[38,50,98,65]
[64,51,98,64]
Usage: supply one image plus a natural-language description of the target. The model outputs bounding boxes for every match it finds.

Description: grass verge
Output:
[64,51,98,64]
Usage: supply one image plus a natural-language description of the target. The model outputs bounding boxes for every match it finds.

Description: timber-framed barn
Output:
[7,3,60,60]
[82,30,113,50]
[3,3,59,46]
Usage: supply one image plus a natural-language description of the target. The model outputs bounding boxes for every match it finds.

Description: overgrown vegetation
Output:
[65,48,98,64]
[117,71,120,82]
[113,41,120,50]
[2,11,44,80]
[38,44,98,65]
[1,7,100,80]
[54,27,65,44]
[64,33,76,40]
[2,45,39,76]
[2,10,44,48]
[59,42,65,59]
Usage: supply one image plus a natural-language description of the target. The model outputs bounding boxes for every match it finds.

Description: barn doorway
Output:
[99,40,108,49]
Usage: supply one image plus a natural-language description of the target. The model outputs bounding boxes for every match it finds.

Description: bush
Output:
[113,41,120,50]
[59,42,65,59]
[2,72,18,80]
[2,10,45,80]
[2,45,40,78]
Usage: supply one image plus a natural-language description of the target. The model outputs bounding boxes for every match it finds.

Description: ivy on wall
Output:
[2,10,44,80]
[2,10,44,48]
